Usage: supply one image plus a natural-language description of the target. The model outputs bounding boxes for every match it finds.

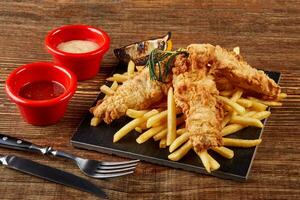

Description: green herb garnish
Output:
[146,49,189,82]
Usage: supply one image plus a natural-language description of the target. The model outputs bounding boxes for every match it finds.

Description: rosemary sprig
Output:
[146,48,189,82]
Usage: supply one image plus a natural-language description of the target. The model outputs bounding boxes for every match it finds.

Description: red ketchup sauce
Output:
[19,81,65,101]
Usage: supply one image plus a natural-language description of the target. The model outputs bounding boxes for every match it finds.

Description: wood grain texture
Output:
[0,0,299,199]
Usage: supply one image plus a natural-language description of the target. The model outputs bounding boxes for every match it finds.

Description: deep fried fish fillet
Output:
[91,68,168,124]
[187,44,281,99]
[173,54,223,152]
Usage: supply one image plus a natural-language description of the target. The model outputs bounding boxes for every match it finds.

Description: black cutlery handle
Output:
[0,134,76,162]
[0,133,48,154]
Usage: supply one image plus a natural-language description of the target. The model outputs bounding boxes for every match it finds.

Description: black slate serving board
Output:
[71,63,281,181]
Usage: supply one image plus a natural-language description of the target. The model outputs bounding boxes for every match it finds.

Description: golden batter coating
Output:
[187,44,281,99]
[91,43,281,152]
[91,68,168,124]
[173,54,223,152]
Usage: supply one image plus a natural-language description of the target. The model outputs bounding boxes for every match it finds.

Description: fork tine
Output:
[100,159,139,166]
[97,162,138,170]
[95,166,136,174]
[93,170,134,179]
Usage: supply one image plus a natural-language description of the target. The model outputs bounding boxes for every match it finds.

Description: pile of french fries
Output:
[91,49,287,173]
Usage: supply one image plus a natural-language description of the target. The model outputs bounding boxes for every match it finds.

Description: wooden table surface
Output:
[0,1,299,199]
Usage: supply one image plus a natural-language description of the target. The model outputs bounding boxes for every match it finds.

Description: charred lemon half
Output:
[114,32,172,65]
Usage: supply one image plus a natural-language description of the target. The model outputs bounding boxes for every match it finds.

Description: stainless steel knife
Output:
[0,154,108,199]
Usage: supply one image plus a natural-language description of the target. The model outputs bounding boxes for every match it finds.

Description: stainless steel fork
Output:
[0,133,139,179]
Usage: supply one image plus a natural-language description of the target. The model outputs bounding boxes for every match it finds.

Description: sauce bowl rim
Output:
[45,24,110,58]
[5,62,77,107]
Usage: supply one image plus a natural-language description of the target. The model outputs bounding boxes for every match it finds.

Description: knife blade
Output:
[0,155,107,199]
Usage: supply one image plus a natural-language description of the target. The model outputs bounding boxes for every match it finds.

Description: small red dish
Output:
[45,24,110,81]
[5,62,77,126]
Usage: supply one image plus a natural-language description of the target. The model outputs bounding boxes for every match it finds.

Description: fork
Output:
[0,133,139,179]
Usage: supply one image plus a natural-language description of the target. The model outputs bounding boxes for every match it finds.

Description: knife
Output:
[0,154,108,199]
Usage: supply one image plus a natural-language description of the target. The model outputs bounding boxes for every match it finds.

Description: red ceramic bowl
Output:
[5,62,77,126]
[45,24,110,81]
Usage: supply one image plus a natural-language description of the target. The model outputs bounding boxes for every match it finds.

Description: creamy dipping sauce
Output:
[57,40,100,54]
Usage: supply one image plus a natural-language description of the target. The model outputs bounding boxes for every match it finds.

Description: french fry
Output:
[252,111,271,120]
[143,109,161,118]
[159,138,167,148]
[106,74,128,82]
[207,153,220,171]
[153,128,167,141]
[103,81,118,100]
[156,125,185,140]
[169,132,190,153]
[236,98,253,108]
[196,150,211,173]
[90,117,101,126]
[243,111,257,117]
[223,105,233,112]
[250,100,268,111]
[110,81,118,91]
[248,97,282,106]
[223,138,262,148]
[224,110,255,131]
[167,87,177,146]
[264,101,283,106]
[230,88,243,102]
[230,116,264,128]
[126,109,148,118]
[222,114,232,128]
[106,77,116,82]
[114,73,128,81]
[168,140,193,161]
[152,120,167,127]
[222,111,269,136]
[232,111,238,116]
[113,109,159,142]
[219,90,234,97]
[176,128,187,135]
[222,124,244,136]
[146,110,167,128]
[233,46,240,55]
[278,92,287,100]
[113,118,144,142]
[136,125,166,144]
[100,85,115,95]
[218,96,245,115]
[127,60,135,77]
[135,127,143,133]
[211,146,234,159]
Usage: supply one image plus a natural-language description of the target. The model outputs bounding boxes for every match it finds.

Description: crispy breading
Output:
[91,43,281,152]
[187,44,281,99]
[91,68,168,124]
[173,54,223,152]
